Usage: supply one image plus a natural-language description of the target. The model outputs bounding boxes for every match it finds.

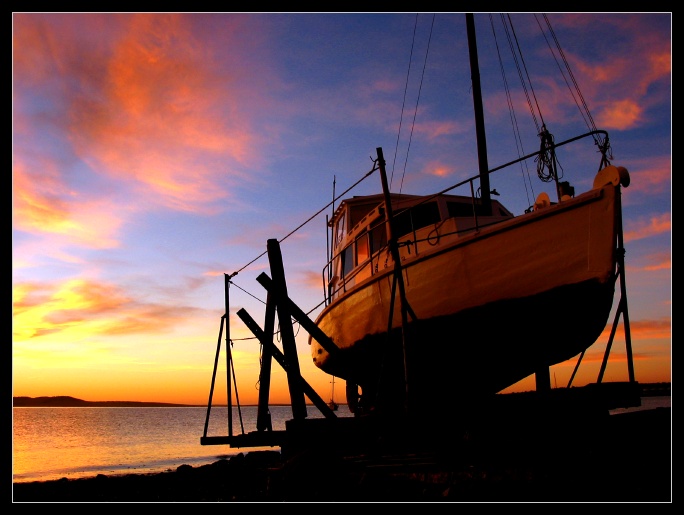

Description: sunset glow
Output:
[13,13,671,406]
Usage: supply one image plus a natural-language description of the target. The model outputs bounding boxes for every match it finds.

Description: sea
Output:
[12,398,670,484]
[12,404,353,484]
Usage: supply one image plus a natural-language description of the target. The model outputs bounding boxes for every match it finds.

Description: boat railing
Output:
[320,129,611,307]
[321,211,509,307]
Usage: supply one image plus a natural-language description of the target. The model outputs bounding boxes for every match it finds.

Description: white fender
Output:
[593,165,630,189]
[533,192,551,211]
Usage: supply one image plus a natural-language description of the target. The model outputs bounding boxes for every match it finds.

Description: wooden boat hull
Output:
[311,183,621,413]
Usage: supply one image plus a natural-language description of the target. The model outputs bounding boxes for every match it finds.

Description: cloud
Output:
[13,14,276,218]
[624,213,670,243]
[421,160,455,178]
[622,156,671,197]
[532,14,670,132]
[641,252,671,272]
[13,160,123,248]
[599,317,671,342]
[13,278,204,342]
[69,15,258,212]
[595,100,644,130]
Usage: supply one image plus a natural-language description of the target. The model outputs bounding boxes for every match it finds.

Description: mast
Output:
[466,13,492,216]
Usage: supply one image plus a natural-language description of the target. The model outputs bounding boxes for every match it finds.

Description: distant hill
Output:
[12,396,201,407]
[13,382,669,408]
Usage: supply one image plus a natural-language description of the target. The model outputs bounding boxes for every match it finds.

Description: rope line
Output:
[398,13,435,194]
[390,13,419,191]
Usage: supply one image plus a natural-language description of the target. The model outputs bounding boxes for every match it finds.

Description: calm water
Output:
[13,405,353,483]
[13,398,669,484]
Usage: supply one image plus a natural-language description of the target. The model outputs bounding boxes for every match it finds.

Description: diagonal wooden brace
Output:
[236,307,337,419]
[256,272,341,358]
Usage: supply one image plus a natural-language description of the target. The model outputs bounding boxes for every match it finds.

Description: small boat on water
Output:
[307,14,632,417]
[327,377,339,412]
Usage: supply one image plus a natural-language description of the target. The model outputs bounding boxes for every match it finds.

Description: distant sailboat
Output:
[327,377,339,411]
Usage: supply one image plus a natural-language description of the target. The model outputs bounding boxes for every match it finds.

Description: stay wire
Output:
[390,13,419,191]
[398,13,435,194]
[229,163,378,278]
[505,14,561,184]
[225,161,380,344]
[490,14,536,207]
[538,13,609,157]
[501,14,542,135]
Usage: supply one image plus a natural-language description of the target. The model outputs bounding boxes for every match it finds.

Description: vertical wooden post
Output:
[224,274,233,437]
[616,188,635,383]
[535,367,551,393]
[267,239,307,420]
[256,293,275,431]
[202,315,225,438]
[377,147,412,413]
[466,13,492,216]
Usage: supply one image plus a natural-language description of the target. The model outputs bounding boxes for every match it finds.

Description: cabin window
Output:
[341,244,354,278]
[334,213,346,247]
[447,201,474,217]
[447,200,509,218]
[369,221,387,254]
[356,232,369,264]
[393,201,441,238]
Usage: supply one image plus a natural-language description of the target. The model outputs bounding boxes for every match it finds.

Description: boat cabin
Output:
[324,193,514,303]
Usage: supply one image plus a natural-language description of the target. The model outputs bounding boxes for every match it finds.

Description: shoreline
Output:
[13,407,671,502]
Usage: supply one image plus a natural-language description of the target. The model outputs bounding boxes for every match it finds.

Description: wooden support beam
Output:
[237,307,337,419]
[266,239,307,420]
[256,292,275,432]
[256,272,341,359]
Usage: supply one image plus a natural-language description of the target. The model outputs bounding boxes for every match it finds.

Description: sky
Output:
[12,13,671,408]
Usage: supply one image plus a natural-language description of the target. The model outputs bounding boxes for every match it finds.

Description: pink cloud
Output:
[595,99,644,130]
[13,278,205,341]
[13,14,275,216]
[13,160,123,248]
[622,156,671,197]
[624,213,670,243]
[599,317,671,341]
[642,252,671,272]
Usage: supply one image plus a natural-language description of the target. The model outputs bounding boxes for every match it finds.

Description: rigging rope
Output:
[224,161,380,343]
[390,14,419,191]
[503,14,544,135]
[502,14,564,184]
[398,13,435,194]
[229,162,378,278]
[489,14,536,207]
[536,13,612,163]
[390,13,435,194]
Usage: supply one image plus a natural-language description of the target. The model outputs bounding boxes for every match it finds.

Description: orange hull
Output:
[310,182,621,412]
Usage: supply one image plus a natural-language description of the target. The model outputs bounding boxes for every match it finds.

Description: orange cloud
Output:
[596,99,643,130]
[12,161,73,233]
[598,317,671,342]
[642,252,671,271]
[298,269,324,291]
[67,15,256,212]
[421,160,454,178]
[12,278,204,342]
[545,15,670,131]
[621,157,671,196]
[413,119,461,140]
[624,213,670,243]
[13,160,123,248]
[14,14,272,216]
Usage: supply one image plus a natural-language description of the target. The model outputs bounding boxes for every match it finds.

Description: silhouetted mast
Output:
[466,13,492,216]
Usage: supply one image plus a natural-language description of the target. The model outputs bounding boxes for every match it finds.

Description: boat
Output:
[307,14,632,417]
[327,377,339,411]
